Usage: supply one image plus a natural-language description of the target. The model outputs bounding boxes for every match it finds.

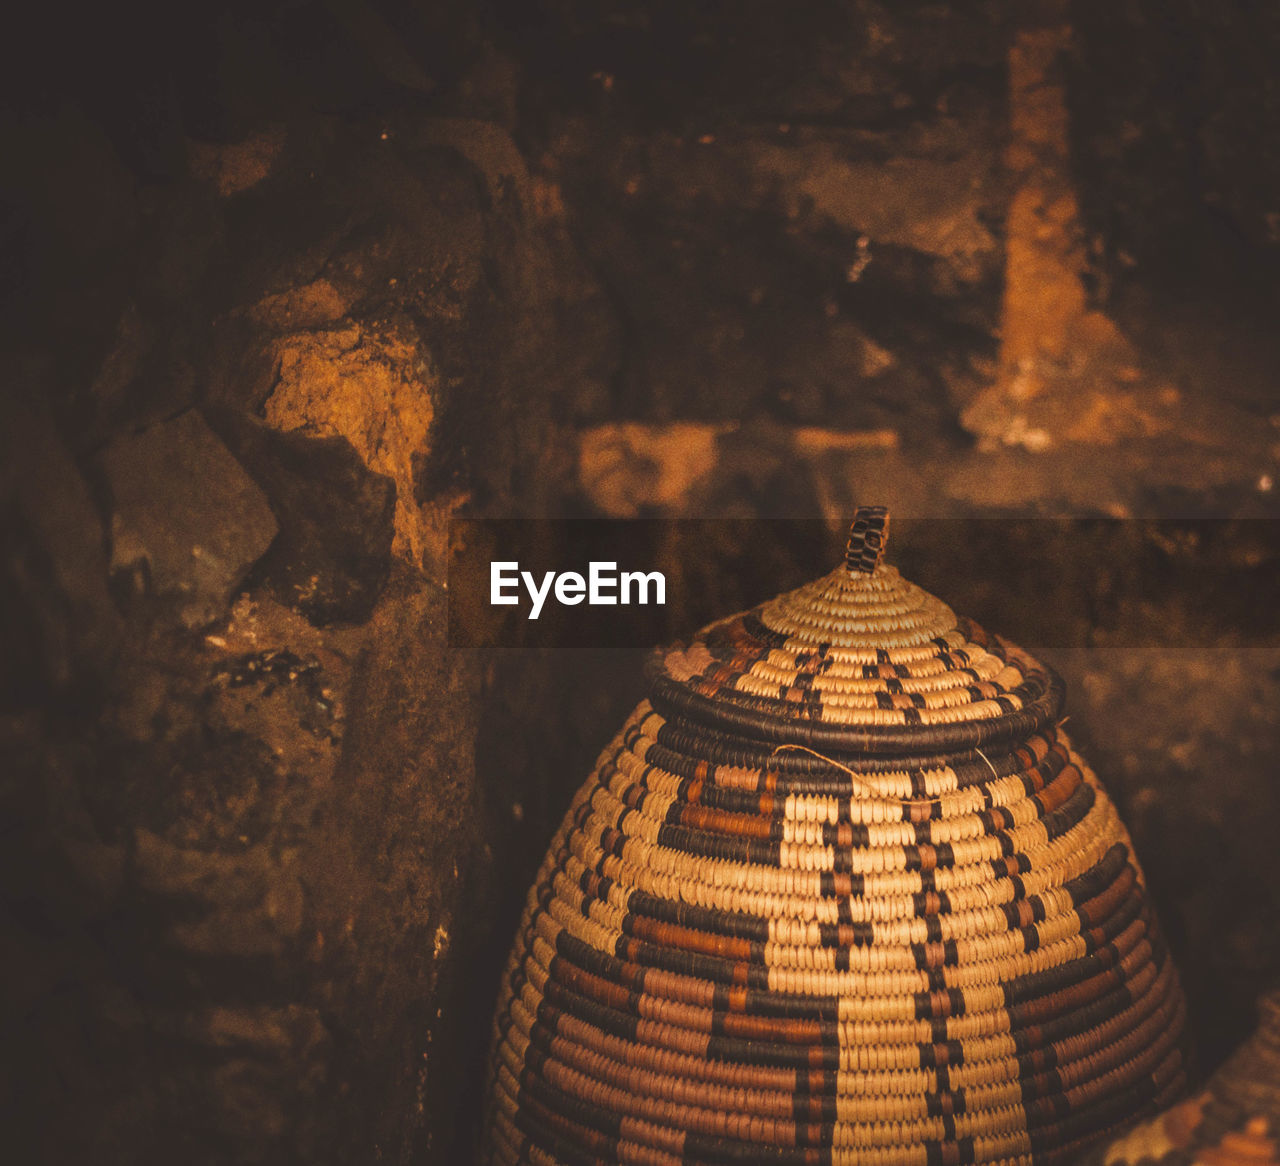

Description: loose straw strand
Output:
[974,746,1000,781]
[769,743,949,807]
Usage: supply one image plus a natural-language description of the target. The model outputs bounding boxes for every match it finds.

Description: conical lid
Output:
[650,507,1063,756]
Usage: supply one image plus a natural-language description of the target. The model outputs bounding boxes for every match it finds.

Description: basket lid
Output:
[648,506,1064,757]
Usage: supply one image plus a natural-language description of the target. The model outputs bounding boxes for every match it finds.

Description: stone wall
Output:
[2,1,1278,1161]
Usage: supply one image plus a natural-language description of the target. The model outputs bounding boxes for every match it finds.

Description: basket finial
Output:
[845,506,890,574]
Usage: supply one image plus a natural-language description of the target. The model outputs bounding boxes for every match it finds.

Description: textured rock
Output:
[99,409,277,626]
[296,575,491,1165]
[212,412,397,626]
[133,829,306,957]
[188,127,286,197]
[1073,0,1280,269]
[578,421,729,516]
[0,388,121,700]
[1,94,589,1165]
[746,142,999,284]
[543,125,996,431]
[511,0,1008,435]
[262,325,434,566]
[5,4,1280,1164]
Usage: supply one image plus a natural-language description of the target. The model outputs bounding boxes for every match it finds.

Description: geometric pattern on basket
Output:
[846,506,890,575]
[485,513,1188,1166]
[653,564,1061,752]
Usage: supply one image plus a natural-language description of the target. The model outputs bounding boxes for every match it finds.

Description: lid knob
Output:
[845,506,890,574]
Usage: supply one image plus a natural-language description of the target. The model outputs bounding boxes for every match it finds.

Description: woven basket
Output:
[484,508,1188,1165]
[1082,989,1280,1166]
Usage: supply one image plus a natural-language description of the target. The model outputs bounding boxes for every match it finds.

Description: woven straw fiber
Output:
[1081,989,1280,1166]
[484,509,1188,1166]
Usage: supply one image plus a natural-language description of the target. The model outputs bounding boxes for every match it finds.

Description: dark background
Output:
[2,1,1279,1162]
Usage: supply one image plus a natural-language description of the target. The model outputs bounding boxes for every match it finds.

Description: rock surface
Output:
[98,410,278,626]
[2,2,1279,1163]
[261,325,436,567]
[0,386,122,702]
[212,413,397,626]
